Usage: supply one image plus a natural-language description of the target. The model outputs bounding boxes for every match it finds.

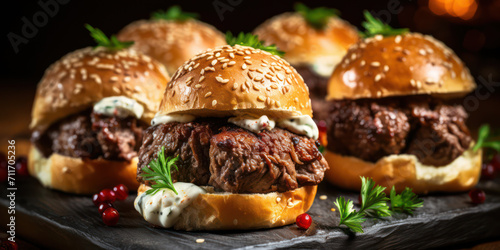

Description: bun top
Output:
[254,13,359,66]
[157,45,312,118]
[327,33,476,100]
[117,19,227,75]
[31,47,170,131]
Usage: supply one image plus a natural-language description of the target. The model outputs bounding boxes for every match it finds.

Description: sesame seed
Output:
[212,100,217,106]
[254,76,263,82]
[394,46,402,52]
[319,195,327,200]
[199,76,205,82]
[419,49,427,56]
[374,34,383,41]
[410,79,416,87]
[229,53,235,59]
[395,35,402,43]
[232,82,238,90]
[215,52,221,57]
[109,76,119,82]
[211,60,217,66]
[244,56,251,59]
[205,92,212,98]
[242,64,247,70]
[383,65,389,72]
[374,74,382,82]
[276,197,281,203]
[228,61,236,66]
[360,60,366,66]
[371,61,380,67]
[112,86,120,93]
[123,76,131,83]
[376,91,382,97]
[196,239,205,244]
[257,96,266,102]
[216,76,229,84]
[245,60,252,65]
[194,84,202,89]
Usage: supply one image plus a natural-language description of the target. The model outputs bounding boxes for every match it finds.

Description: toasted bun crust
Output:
[327,33,476,100]
[157,45,312,118]
[137,184,317,230]
[323,146,482,194]
[30,47,170,131]
[29,146,139,194]
[117,19,226,75]
[254,13,359,66]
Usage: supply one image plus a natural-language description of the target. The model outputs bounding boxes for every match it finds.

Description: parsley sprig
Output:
[85,24,134,50]
[360,10,408,38]
[390,187,424,214]
[473,124,500,152]
[225,32,284,57]
[359,177,391,217]
[140,146,179,195]
[294,3,340,30]
[151,6,199,21]
[335,177,423,233]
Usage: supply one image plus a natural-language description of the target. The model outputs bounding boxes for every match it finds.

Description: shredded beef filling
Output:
[326,96,472,166]
[137,119,328,194]
[31,109,145,161]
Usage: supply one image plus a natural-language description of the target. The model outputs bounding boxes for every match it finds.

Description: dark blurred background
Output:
[1,0,499,135]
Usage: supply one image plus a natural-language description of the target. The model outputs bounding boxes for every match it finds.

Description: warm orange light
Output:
[428,0,477,20]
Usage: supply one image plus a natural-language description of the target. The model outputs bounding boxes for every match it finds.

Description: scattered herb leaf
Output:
[360,10,408,38]
[225,32,284,57]
[473,124,500,152]
[359,177,392,217]
[151,5,199,21]
[85,24,134,50]
[140,146,179,195]
[334,197,365,233]
[294,3,340,30]
[390,186,424,214]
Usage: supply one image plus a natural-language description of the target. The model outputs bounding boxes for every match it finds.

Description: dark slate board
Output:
[1,178,500,249]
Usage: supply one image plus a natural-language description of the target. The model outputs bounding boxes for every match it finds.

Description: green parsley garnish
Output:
[473,124,500,152]
[334,177,423,233]
[359,10,408,38]
[334,197,365,233]
[390,186,424,214]
[151,5,199,21]
[359,177,391,217]
[85,24,134,50]
[225,32,284,57]
[294,3,340,30]
[140,146,179,195]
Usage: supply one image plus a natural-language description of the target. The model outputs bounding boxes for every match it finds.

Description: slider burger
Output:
[323,12,481,194]
[117,5,226,75]
[254,3,359,121]
[29,25,169,194]
[134,34,329,230]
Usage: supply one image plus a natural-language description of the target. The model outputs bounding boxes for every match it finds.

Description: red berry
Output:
[296,213,312,229]
[15,156,29,177]
[99,189,116,203]
[469,188,486,204]
[491,154,500,171]
[102,207,119,226]
[0,239,18,250]
[92,193,103,206]
[98,202,114,214]
[317,120,327,133]
[112,184,129,201]
[481,163,496,180]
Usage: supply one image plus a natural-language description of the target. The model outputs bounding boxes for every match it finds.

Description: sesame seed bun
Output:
[29,146,139,194]
[254,13,359,67]
[137,184,317,230]
[327,33,476,100]
[323,145,482,194]
[157,45,313,119]
[30,47,170,131]
[117,19,227,75]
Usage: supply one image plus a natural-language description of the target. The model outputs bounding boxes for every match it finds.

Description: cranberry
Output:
[317,120,327,133]
[0,152,7,182]
[0,239,18,250]
[15,156,29,177]
[481,163,496,180]
[490,154,500,171]
[92,193,103,206]
[469,188,486,204]
[112,184,129,201]
[98,202,114,214]
[102,207,119,226]
[98,189,116,203]
[296,213,312,229]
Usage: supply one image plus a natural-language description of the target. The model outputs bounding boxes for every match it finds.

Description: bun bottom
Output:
[137,184,317,230]
[324,146,481,194]
[29,146,139,194]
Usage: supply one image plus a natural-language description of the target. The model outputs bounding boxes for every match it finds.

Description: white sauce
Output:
[310,56,343,78]
[228,115,275,134]
[151,114,195,126]
[151,114,318,140]
[93,96,144,119]
[278,115,319,140]
[134,182,206,228]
